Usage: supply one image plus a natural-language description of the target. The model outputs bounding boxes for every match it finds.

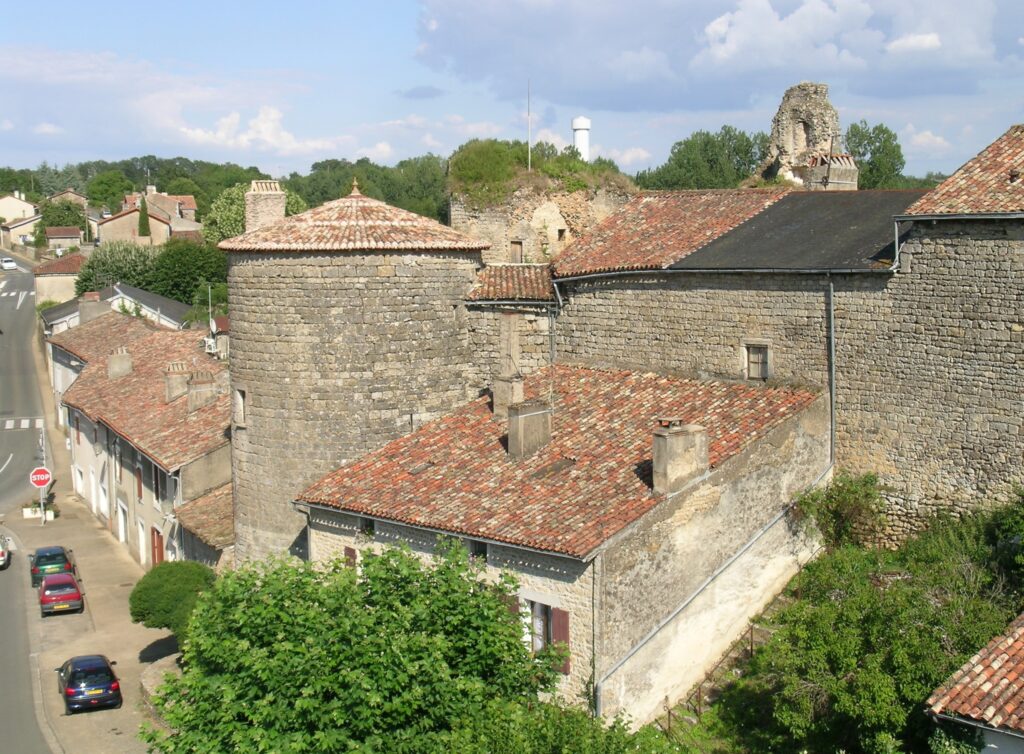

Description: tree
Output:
[163,176,209,220]
[635,126,769,189]
[33,199,87,247]
[75,241,157,294]
[138,196,151,236]
[844,120,906,189]
[129,561,216,642]
[202,183,307,245]
[145,238,227,304]
[87,170,133,212]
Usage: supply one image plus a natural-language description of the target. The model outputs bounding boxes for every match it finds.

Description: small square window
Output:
[557,228,566,242]
[358,517,375,537]
[233,388,246,426]
[526,600,552,653]
[468,540,487,561]
[745,344,769,380]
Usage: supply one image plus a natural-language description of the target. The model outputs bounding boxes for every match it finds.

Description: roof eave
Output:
[897,211,1024,221]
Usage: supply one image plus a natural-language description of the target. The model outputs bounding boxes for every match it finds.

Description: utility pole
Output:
[527,79,532,173]
[39,428,46,527]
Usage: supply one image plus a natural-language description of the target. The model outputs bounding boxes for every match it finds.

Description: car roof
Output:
[41,573,77,584]
[66,655,111,669]
[34,545,68,556]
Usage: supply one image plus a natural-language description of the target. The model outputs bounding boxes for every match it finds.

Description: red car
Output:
[39,573,84,617]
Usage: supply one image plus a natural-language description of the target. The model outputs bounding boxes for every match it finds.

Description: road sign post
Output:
[30,466,51,526]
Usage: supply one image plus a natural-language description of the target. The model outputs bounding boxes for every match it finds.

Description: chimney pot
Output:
[164,361,190,402]
[492,373,524,418]
[107,346,133,379]
[244,180,287,233]
[652,420,708,496]
[187,370,220,412]
[507,398,552,459]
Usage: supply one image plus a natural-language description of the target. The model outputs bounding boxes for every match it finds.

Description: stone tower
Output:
[221,182,489,560]
[759,82,858,191]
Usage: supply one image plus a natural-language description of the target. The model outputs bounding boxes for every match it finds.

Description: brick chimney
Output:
[652,418,708,496]
[492,373,524,419]
[187,371,219,412]
[107,346,132,379]
[244,180,286,232]
[79,291,109,324]
[507,399,551,459]
[164,361,190,403]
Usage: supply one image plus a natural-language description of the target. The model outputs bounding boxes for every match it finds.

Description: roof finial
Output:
[351,177,361,196]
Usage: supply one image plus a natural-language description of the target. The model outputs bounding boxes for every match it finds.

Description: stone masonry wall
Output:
[465,306,554,388]
[229,250,483,560]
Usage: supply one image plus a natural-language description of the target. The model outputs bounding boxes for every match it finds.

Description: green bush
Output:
[35,299,60,316]
[129,560,215,641]
[793,470,886,548]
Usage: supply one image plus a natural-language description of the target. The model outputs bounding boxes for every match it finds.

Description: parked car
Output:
[29,546,76,587]
[1,257,16,271]
[0,534,11,569]
[39,573,84,616]
[55,655,121,714]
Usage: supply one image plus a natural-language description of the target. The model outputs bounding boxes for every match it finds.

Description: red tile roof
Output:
[908,125,1024,216]
[552,188,790,278]
[467,264,554,302]
[177,483,234,549]
[219,186,489,253]
[45,226,81,239]
[299,365,819,558]
[47,310,158,363]
[98,207,170,226]
[62,329,230,471]
[34,253,86,276]
[169,194,198,211]
[928,611,1024,733]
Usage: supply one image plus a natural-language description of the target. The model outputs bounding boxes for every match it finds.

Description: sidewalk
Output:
[1,299,171,754]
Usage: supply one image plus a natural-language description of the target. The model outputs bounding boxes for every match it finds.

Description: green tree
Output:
[87,170,133,212]
[635,126,769,189]
[202,183,307,245]
[845,120,907,189]
[33,199,87,247]
[129,561,216,642]
[138,196,151,236]
[163,176,209,219]
[145,238,227,304]
[75,241,157,294]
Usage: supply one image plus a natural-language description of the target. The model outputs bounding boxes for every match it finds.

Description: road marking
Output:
[1,417,42,431]
[16,291,25,309]
[0,454,11,475]
[3,420,11,429]
[19,418,29,428]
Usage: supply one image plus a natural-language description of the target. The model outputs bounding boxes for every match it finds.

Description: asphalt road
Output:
[0,262,56,754]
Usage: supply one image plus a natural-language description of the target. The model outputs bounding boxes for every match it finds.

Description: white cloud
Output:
[534,128,569,150]
[383,114,429,128]
[0,119,12,131]
[357,142,394,161]
[903,124,952,153]
[886,33,941,53]
[445,114,503,138]
[601,146,653,167]
[33,122,62,135]
[422,133,442,149]
[180,106,349,155]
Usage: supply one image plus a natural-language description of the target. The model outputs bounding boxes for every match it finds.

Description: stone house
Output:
[1,213,40,249]
[97,207,171,246]
[44,225,82,250]
[0,191,37,222]
[49,188,88,207]
[60,327,233,568]
[124,187,198,222]
[33,252,87,303]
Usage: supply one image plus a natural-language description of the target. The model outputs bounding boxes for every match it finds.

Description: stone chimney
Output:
[652,418,708,496]
[187,371,219,412]
[492,373,524,419]
[507,399,551,459]
[164,361,190,403]
[107,346,132,379]
[244,180,287,232]
[79,291,109,324]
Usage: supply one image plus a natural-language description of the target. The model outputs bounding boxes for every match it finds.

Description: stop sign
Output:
[29,467,52,488]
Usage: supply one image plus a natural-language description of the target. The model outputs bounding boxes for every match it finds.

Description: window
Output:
[115,443,123,482]
[557,228,566,242]
[75,416,80,445]
[522,599,571,673]
[745,344,769,381]
[233,388,246,426]
[154,470,163,509]
[358,517,375,537]
[468,539,487,562]
[135,465,143,503]
[510,240,524,263]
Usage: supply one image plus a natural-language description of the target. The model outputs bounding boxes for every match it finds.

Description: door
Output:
[137,521,146,565]
[117,503,127,542]
[150,527,164,566]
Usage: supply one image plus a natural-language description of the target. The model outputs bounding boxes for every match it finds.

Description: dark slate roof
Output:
[670,190,928,271]
[40,298,81,326]
[112,284,192,323]
[467,264,554,302]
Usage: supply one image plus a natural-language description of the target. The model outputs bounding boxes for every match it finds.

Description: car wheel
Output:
[65,704,73,716]
[114,699,123,710]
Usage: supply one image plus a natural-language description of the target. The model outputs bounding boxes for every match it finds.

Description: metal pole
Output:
[39,428,46,526]
[527,79,532,173]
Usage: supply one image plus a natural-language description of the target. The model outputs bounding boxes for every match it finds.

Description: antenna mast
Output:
[527,79,532,173]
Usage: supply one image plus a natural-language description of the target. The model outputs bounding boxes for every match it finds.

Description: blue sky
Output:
[1,0,1022,179]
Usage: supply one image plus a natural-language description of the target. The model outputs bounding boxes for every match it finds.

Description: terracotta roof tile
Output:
[908,125,1024,215]
[467,264,554,302]
[62,329,229,471]
[929,611,1024,733]
[34,253,86,276]
[98,207,170,227]
[176,483,234,549]
[552,188,790,277]
[219,188,489,253]
[47,311,158,363]
[45,226,81,239]
[300,365,819,558]
[168,194,198,211]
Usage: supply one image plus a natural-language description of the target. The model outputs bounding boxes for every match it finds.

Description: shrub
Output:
[793,470,886,548]
[129,561,216,641]
[35,299,60,316]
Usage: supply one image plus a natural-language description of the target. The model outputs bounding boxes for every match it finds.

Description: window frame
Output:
[741,339,772,381]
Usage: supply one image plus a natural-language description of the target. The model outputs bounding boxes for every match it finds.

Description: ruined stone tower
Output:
[760,82,858,191]
[222,181,488,559]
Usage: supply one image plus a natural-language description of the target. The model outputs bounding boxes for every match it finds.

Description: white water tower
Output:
[572,116,591,162]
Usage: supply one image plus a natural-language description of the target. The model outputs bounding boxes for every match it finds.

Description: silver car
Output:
[0,257,16,271]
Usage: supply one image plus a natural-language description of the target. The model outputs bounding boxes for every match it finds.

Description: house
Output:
[124,186,198,222]
[34,252,88,303]
[0,191,37,222]
[49,188,88,208]
[175,482,234,569]
[40,284,192,336]
[1,213,41,249]
[61,327,232,568]
[44,226,82,250]
[97,207,171,246]
[928,611,1024,752]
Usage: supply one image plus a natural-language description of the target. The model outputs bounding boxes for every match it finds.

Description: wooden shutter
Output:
[344,546,357,567]
[135,467,143,500]
[551,607,570,674]
[500,592,520,616]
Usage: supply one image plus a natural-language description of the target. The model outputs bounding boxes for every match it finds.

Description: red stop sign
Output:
[30,467,52,488]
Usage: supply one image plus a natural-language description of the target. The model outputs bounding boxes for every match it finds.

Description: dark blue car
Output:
[56,655,122,714]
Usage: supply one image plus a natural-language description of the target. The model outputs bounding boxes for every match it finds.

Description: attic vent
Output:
[406,460,435,475]
[1010,169,1021,184]
[532,457,575,479]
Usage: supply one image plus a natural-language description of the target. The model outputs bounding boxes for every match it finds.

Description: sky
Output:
[1,0,1022,179]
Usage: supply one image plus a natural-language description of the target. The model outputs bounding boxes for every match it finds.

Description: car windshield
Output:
[36,553,67,567]
[70,668,112,687]
[44,584,77,595]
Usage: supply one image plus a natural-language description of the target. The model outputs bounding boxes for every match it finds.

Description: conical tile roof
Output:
[219,185,489,253]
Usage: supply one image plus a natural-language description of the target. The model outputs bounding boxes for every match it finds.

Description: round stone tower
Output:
[221,182,488,560]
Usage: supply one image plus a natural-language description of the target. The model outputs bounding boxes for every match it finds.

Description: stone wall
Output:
[465,306,554,387]
[451,188,632,265]
[229,250,484,560]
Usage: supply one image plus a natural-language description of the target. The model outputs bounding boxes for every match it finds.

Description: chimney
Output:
[146,185,157,195]
[244,180,287,232]
[107,346,132,379]
[79,291,109,324]
[507,399,551,459]
[164,361,190,403]
[652,418,708,496]
[187,371,219,412]
[492,373,524,419]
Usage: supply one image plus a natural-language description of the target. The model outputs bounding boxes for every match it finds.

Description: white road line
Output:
[0,453,11,475]
[35,418,43,428]
[3,420,11,430]
[0,280,6,290]
[16,291,25,309]
[19,419,29,429]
